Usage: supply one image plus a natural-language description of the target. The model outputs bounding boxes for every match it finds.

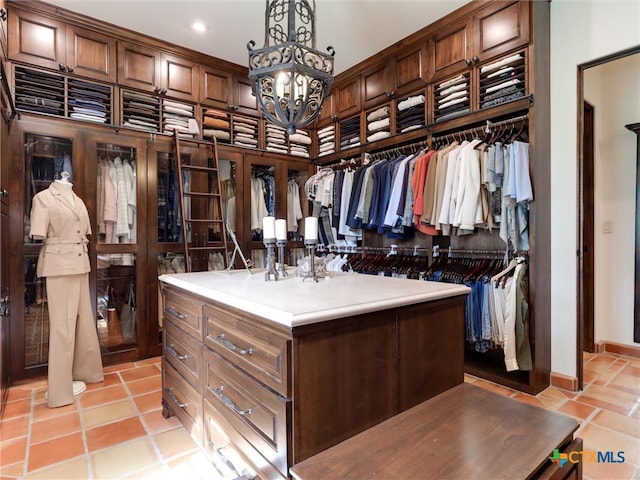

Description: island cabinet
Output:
[159,270,469,479]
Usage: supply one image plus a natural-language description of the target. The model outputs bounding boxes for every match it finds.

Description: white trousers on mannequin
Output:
[46,273,104,408]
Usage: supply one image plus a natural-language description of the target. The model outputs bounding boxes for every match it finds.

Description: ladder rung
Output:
[176,137,217,146]
[179,164,218,173]
[188,246,227,251]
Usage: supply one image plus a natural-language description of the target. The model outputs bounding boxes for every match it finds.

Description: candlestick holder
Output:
[263,237,278,281]
[276,239,288,278]
[302,239,319,282]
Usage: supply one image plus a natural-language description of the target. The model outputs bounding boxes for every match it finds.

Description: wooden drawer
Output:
[162,286,204,341]
[203,303,290,396]
[203,399,287,480]
[162,359,203,444]
[163,320,202,393]
[203,347,290,478]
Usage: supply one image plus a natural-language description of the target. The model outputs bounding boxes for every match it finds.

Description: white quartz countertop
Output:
[159,270,470,327]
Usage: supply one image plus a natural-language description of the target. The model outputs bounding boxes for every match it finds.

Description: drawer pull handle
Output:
[165,387,187,409]
[214,386,253,416]
[164,307,188,320]
[216,334,253,355]
[166,343,188,361]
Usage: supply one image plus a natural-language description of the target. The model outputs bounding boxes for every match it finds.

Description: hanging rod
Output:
[366,139,428,162]
[485,113,529,133]
[431,113,529,144]
[363,244,431,256]
[433,246,529,258]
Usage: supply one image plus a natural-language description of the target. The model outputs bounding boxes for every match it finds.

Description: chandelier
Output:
[247,0,335,135]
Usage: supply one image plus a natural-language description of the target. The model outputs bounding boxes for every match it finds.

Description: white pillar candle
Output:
[262,216,276,239]
[304,216,318,241]
[275,219,287,240]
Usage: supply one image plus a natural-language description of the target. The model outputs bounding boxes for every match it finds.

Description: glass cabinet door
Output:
[285,163,311,267]
[23,133,73,368]
[217,148,244,269]
[95,143,137,246]
[89,137,145,358]
[246,155,276,268]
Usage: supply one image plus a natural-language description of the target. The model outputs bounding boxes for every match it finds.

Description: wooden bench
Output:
[290,383,582,480]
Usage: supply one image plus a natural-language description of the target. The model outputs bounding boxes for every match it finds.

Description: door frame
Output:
[576,45,640,390]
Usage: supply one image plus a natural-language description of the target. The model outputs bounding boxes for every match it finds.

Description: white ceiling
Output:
[42,0,468,75]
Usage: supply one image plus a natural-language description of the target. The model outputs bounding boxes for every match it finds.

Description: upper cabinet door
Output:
[392,41,428,99]
[233,74,257,114]
[8,8,115,82]
[473,0,529,61]
[200,65,232,107]
[65,25,116,83]
[118,41,198,102]
[316,93,334,125]
[118,41,162,93]
[426,16,473,82]
[362,61,392,110]
[161,52,199,102]
[427,0,529,83]
[8,8,65,70]
[334,76,361,119]
[199,67,256,115]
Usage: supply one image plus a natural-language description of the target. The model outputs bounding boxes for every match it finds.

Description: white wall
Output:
[585,55,640,345]
[550,0,640,379]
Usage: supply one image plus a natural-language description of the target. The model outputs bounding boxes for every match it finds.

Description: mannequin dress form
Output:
[30,171,104,407]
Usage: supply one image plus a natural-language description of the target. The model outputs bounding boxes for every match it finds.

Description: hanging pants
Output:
[46,273,104,408]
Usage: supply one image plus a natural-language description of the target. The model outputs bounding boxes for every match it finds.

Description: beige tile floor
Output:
[1,352,638,479]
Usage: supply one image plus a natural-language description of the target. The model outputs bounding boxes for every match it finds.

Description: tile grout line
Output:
[118,367,172,476]
[76,386,94,480]
[21,385,37,478]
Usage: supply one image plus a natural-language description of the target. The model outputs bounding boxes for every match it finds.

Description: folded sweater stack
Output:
[366,106,391,143]
[163,100,196,138]
[287,130,311,158]
[233,116,259,149]
[434,74,470,122]
[318,125,335,156]
[397,94,426,132]
[202,109,231,143]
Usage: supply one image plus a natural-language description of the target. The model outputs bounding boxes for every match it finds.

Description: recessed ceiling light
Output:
[191,21,207,33]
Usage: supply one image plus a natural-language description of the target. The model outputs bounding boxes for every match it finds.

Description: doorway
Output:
[579,100,595,357]
[577,46,640,390]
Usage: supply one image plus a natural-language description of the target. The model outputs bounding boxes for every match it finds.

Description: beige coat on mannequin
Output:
[30,180,104,408]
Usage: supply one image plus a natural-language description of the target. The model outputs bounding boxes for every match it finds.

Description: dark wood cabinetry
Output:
[8,7,116,82]
[1,0,549,402]
[5,117,162,380]
[118,41,199,101]
[427,0,529,82]
[0,0,7,61]
[363,41,428,109]
[333,76,361,119]
[200,66,256,114]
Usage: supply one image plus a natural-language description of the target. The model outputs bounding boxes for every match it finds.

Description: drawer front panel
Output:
[203,399,287,480]
[203,348,290,477]
[203,304,289,396]
[163,320,202,393]
[163,286,204,340]
[162,359,203,444]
